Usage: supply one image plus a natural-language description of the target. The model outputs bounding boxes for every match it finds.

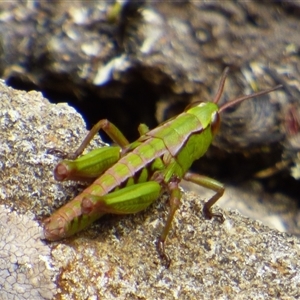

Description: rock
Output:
[1,81,300,299]
[0,206,56,299]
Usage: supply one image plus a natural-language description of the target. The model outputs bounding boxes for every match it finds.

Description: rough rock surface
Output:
[0,206,56,300]
[0,80,100,299]
[1,78,300,299]
[1,1,300,299]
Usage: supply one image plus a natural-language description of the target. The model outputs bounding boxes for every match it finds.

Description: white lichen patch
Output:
[0,205,57,299]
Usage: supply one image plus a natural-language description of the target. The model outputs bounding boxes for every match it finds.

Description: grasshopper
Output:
[44,68,281,266]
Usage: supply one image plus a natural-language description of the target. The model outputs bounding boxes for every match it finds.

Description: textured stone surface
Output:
[0,206,56,299]
[1,80,300,299]
[50,191,300,299]
[1,2,300,297]
[0,79,100,299]
[0,80,101,217]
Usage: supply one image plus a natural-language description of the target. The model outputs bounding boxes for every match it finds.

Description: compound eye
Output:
[211,111,220,135]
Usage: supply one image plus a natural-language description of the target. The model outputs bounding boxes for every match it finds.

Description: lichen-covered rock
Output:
[0,205,56,299]
[0,79,102,298]
[0,79,101,217]
[50,192,300,300]
[1,78,300,299]
[1,2,300,299]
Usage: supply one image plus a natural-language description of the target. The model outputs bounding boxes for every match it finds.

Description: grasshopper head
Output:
[188,67,281,137]
[207,67,282,138]
[214,67,282,116]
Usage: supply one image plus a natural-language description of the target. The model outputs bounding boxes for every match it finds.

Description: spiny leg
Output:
[81,121,150,158]
[51,121,150,160]
[184,172,225,222]
[48,119,130,160]
[69,119,130,159]
[52,122,151,181]
[157,179,182,268]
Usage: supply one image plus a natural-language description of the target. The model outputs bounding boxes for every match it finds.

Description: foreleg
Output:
[184,172,225,221]
[156,178,182,268]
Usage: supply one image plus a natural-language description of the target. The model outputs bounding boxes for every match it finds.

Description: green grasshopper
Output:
[44,68,281,265]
